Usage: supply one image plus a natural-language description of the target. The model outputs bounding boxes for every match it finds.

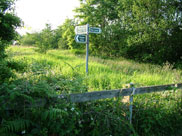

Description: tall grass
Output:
[5,46,182,135]
[7,46,182,91]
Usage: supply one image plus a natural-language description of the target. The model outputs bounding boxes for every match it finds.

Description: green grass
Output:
[7,46,182,91]
[4,46,182,136]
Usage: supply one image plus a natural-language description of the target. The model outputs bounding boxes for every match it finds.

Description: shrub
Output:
[20,33,39,46]
[133,92,182,136]
[0,60,14,84]
[0,60,134,135]
[7,60,27,72]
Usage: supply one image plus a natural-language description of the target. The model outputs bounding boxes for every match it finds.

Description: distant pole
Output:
[86,24,89,75]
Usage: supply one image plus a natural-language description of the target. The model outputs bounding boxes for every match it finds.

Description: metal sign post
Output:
[86,24,89,75]
[75,24,101,75]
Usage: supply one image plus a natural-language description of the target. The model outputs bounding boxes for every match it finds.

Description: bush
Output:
[0,60,14,84]
[0,60,134,135]
[20,33,39,46]
[133,92,182,136]
[7,60,27,72]
[0,59,27,85]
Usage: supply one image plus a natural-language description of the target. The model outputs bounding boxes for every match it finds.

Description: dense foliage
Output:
[0,0,21,59]
[1,46,181,136]
[0,50,133,135]
[21,0,182,65]
[0,0,21,84]
[20,19,82,53]
[20,32,39,46]
[74,0,182,64]
[1,0,182,135]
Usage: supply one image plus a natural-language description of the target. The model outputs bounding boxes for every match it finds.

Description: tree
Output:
[60,19,81,50]
[118,0,182,63]
[0,0,21,83]
[20,32,40,46]
[36,24,54,53]
[74,0,182,64]
[0,0,21,59]
[74,0,126,56]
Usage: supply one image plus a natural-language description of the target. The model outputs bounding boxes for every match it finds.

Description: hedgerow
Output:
[0,59,133,136]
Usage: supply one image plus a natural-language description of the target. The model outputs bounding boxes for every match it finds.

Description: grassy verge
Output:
[7,46,182,90]
[2,46,182,136]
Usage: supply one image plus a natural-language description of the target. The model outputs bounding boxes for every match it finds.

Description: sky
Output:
[15,0,80,35]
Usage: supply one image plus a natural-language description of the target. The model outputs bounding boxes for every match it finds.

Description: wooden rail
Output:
[58,83,182,103]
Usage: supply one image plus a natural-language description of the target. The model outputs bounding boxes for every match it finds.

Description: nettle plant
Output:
[133,91,182,136]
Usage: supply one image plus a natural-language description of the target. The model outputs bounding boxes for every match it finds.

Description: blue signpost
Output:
[75,24,101,75]
[75,34,86,43]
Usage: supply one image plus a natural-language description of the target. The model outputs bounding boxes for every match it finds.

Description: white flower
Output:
[22,130,26,134]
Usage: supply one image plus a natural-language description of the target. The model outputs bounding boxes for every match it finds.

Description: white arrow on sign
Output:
[89,27,101,34]
[75,34,86,43]
[75,25,87,34]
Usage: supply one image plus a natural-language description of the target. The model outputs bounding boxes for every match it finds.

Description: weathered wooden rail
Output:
[58,83,182,124]
[58,83,182,103]
[6,83,181,125]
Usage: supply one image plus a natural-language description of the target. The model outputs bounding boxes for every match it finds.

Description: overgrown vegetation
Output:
[1,47,135,136]
[1,0,182,135]
[1,46,181,135]
[0,0,21,59]
[20,19,81,53]
[133,91,182,136]
[0,0,21,84]
[20,0,182,65]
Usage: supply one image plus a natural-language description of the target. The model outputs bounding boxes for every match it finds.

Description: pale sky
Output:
[15,0,80,35]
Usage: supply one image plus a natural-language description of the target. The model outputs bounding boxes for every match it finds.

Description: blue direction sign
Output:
[75,34,86,43]
[89,27,101,34]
